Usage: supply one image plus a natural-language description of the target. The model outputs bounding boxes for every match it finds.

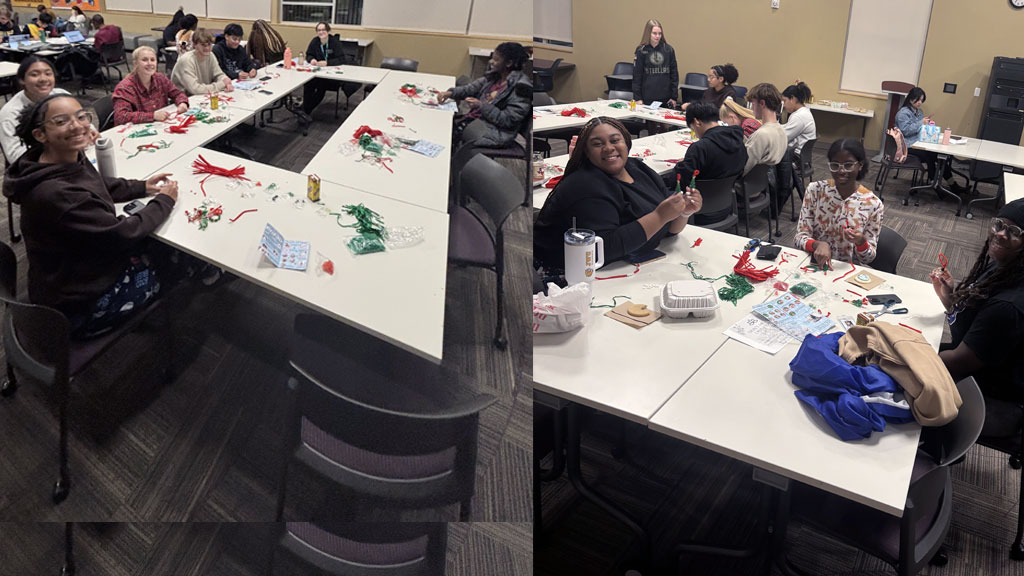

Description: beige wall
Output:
[66,0,525,79]
[536,0,1024,147]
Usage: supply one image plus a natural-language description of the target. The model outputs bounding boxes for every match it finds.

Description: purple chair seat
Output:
[285,522,428,566]
[448,206,495,267]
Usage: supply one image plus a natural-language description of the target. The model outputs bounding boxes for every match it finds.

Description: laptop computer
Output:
[6,34,28,47]
[63,30,85,44]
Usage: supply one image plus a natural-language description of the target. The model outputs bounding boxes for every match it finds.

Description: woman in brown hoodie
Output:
[2,94,179,338]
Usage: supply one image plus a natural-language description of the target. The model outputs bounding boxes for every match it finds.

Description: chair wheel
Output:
[53,478,69,504]
[494,335,508,350]
[1012,541,1024,561]
[1,378,17,397]
[902,199,909,206]
[1010,455,1021,469]
[929,548,948,566]
[966,212,974,220]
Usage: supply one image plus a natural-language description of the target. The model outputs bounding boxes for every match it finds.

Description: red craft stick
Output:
[596,264,640,280]
[691,237,702,248]
[833,260,856,283]
[847,289,863,297]
[732,250,779,282]
[899,323,922,334]
[229,208,258,222]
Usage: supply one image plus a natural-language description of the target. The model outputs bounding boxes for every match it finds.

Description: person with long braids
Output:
[931,199,1024,398]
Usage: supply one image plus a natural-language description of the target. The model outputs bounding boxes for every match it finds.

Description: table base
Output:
[904,154,963,216]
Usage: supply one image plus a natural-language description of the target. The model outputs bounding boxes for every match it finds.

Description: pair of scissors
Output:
[872,307,909,318]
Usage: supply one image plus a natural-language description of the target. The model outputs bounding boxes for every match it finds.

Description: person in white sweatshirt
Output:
[170,28,234,96]
[777,81,817,204]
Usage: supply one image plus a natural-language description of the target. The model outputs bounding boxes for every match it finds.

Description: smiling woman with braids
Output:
[930,198,1024,398]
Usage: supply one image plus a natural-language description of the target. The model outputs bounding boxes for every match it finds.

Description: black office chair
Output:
[604,61,633,95]
[784,376,984,576]
[449,155,526,348]
[870,226,908,274]
[533,58,562,93]
[277,314,496,521]
[321,35,362,117]
[1,155,19,244]
[607,89,634,101]
[975,395,1024,560]
[681,72,708,103]
[161,46,178,74]
[380,57,419,72]
[691,176,740,234]
[876,132,925,200]
[97,35,127,92]
[92,95,114,132]
[0,240,174,504]
[790,138,818,221]
[739,164,773,240]
[732,85,747,102]
[533,92,556,158]
[268,522,449,575]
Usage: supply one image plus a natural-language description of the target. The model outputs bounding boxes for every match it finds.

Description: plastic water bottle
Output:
[299,52,305,66]
[283,47,293,69]
[95,137,117,179]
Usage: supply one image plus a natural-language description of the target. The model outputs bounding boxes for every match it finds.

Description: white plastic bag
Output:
[533,282,592,333]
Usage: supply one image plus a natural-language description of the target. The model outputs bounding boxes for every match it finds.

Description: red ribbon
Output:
[544,175,562,189]
[353,125,383,139]
[167,114,198,134]
[664,114,686,121]
[229,208,258,222]
[192,154,250,196]
[560,107,587,117]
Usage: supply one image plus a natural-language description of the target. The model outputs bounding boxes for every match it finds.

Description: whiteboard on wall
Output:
[206,0,271,21]
[840,0,932,95]
[106,0,153,12]
[468,0,531,39]
[363,0,473,34]
[154,0,206,18]
[533,0,571,43]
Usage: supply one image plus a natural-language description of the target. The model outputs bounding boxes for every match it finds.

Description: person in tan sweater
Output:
[742,83,787,176]
[170,28,234,96]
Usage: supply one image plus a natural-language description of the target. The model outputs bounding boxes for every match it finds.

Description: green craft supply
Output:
[129,128,158,138]
[332,204,387,240]
[681,261,728,283]
[590,295,631,309]
[347,234,386,255]
[790,282,818,297]
[608,102,627,109]
[717,274,753,306]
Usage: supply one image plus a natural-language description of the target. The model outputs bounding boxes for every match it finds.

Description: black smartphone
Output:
[867,293,902,305]
[259,76,272,81]
[123,200,144,216]
[259,89,273,95]
[627,249,666,265]
[756,245,782,260]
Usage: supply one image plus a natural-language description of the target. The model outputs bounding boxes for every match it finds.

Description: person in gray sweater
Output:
[170,28,234,96]
[437,42,531,148]
[743,82,787,175]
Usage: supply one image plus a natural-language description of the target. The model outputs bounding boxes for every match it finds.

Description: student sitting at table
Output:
[163,7,186,47]
[295,21,345,123]
[681,63,738,110]
[68,6,87,34]
[719,97,760,139]
[0,56,71,163]
[170,28,234,96]
[674,100,746,187]
[631,19,678,109]
[0,6,15,37]
[930,198,1024,401]
[742,83,787,176]
[2,93,179,338]
[437,42,531,148]
[176,14,199,52]
[112,46,189,125]
[895,86,965,193]
[533,117,703,271]
[26,12,58,38]
[90,15,122,54]
[795,138,883,268]
[213,23,257,80]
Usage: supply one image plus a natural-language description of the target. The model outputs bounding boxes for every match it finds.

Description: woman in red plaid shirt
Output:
[111,46,190,126]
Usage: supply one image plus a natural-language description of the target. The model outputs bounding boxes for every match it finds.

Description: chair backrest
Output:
[0,240,70,387]
[459,154,524,232]
[870,225,907,274]
[612,61,632,75]
[693,176,739,217]
[919,376,985,466]
[289,313,496,507]
[92,95,114,131]
[339,39,359,65]
[607,89,634,101]
[278,522,448,576]
[100,37,126,65]
[742,164,771,200]
[537,57,562,74]
[798,138,817,174]
[732,85,747,101]
[380,57,418,72]
[684,72,708,87]
[533,92,555,106]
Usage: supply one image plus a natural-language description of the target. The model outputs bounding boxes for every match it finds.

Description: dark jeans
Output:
[908,148,953,182]
[302,78,331,114]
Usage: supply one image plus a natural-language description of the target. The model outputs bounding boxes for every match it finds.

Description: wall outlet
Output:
[771,0,780,8]
[974,87,981,97]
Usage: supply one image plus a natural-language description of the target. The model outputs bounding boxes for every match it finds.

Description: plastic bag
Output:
[533,282,592,333]
[347,233,386,255]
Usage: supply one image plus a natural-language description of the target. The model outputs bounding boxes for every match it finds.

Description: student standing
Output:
[631,19,678,108]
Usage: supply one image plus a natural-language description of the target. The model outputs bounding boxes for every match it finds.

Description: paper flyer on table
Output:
[724,313,791,354]
[752,292,835,339]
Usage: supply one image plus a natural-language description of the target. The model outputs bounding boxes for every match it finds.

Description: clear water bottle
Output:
[299,52,305,66]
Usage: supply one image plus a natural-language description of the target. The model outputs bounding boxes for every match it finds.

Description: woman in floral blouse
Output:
[795,138,884,269]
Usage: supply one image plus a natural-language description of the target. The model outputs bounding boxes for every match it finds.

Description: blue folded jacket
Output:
[789,332,914,441]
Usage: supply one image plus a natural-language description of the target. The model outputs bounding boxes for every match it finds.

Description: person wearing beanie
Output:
[931,198,1024,399]
[631,19,678,108]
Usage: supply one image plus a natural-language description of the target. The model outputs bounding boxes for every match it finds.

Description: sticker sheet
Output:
[259,223,310,271]
[752,292,835,339]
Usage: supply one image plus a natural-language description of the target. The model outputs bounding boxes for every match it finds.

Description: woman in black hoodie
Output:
[296,21,346,122]
[632,19,678,108]
[2,94,179,337]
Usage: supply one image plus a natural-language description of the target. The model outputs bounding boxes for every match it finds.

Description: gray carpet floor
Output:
[535,136,1024,575]
[0,64,532,527]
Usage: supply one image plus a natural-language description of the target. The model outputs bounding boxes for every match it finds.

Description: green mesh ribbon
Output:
[332,204,388,255]
[346,234,386,255]
[129,128,158,138]
[682,262,753,306]
[358,134,385,155]
[607,102,627,109]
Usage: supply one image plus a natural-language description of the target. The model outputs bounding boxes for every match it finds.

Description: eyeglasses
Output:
[827,161,861,172]
[991,218,1024,239]
[41,110,94,129]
